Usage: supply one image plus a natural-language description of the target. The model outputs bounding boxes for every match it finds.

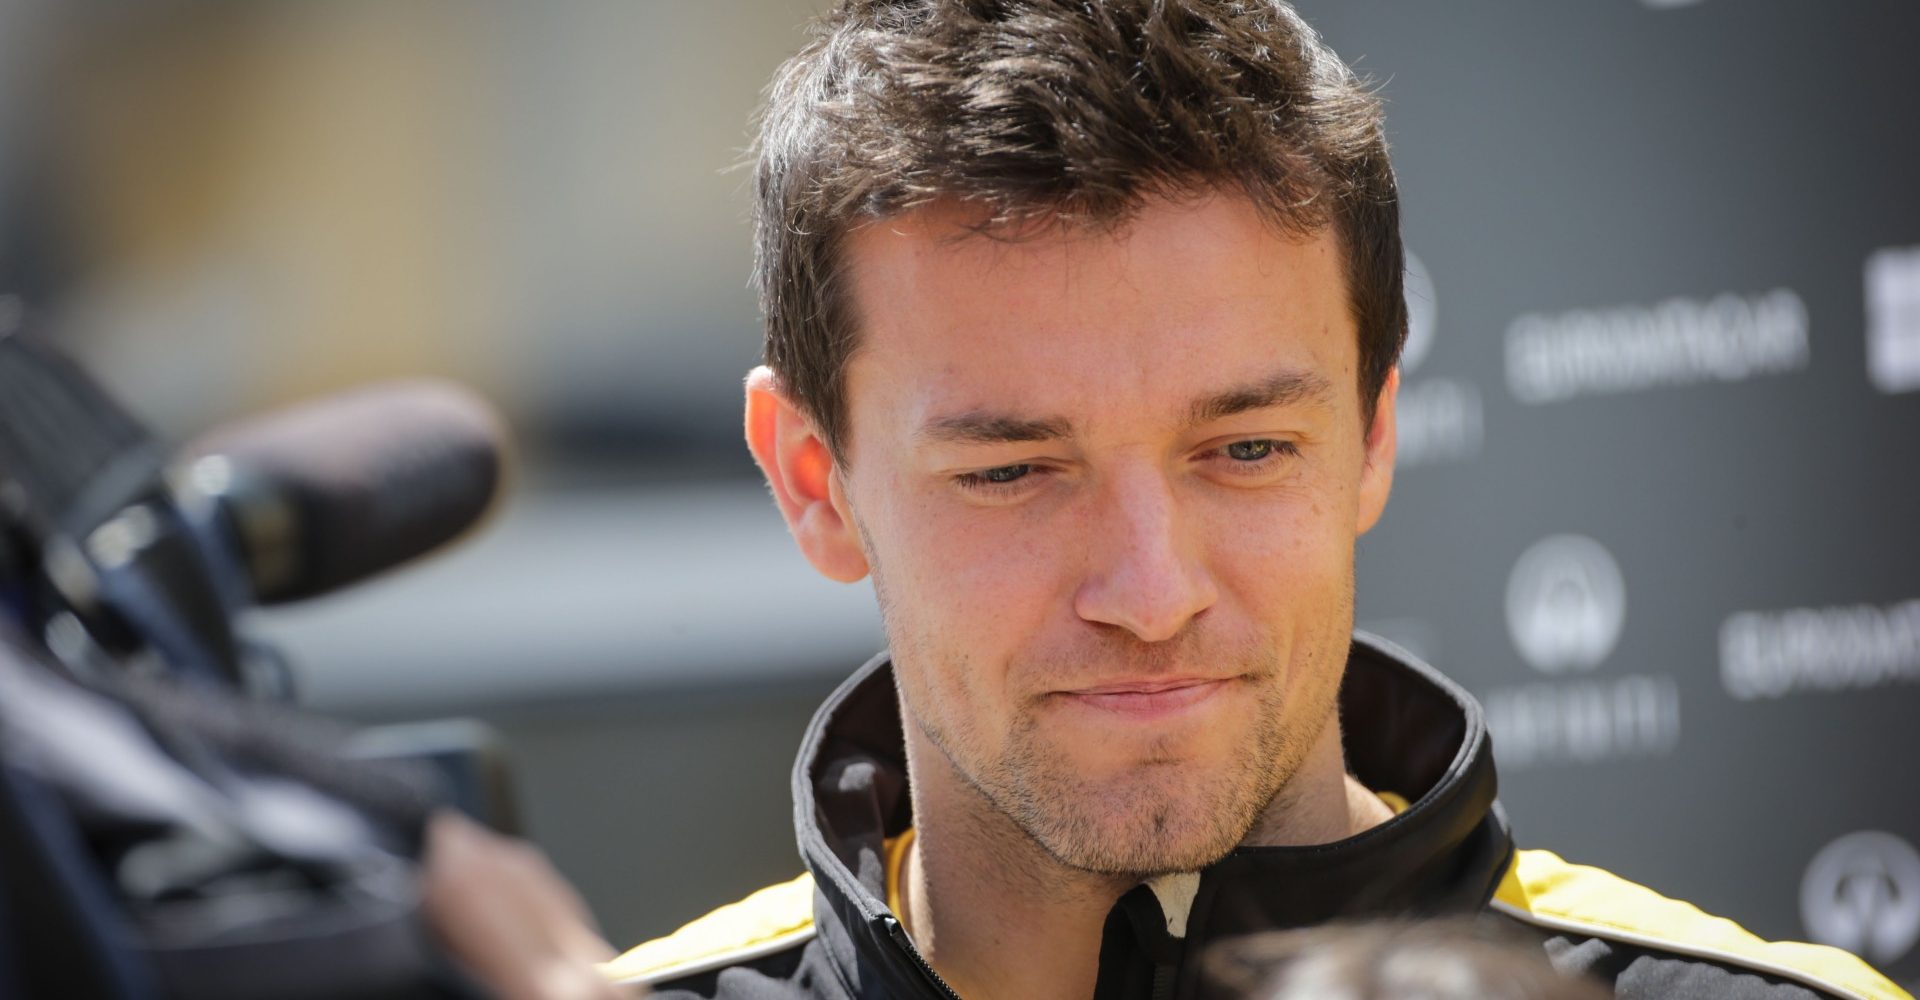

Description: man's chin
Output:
[1037,826,1243,877]
[1023,793,1253,876]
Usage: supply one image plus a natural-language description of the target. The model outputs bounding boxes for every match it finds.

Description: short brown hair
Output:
[754,0,1405,462]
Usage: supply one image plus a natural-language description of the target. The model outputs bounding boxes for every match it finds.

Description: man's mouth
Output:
[1053,677,1236,720]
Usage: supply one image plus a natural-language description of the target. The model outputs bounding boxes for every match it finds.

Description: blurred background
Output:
[2,0,1916,990]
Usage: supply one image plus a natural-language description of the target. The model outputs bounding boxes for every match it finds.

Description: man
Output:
[599,1,1908,998]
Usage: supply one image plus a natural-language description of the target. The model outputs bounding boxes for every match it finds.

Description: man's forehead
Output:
[835,193,1358,446]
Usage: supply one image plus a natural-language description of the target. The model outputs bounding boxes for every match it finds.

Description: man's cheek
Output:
[916,518,1063,624]
[1212,504,1340,578]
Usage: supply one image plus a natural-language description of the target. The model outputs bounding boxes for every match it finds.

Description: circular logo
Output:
[1506,535,1626,674]
[1402,251,1437,375]
[1802,831,1920,966]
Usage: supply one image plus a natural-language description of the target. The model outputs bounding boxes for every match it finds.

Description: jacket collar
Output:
[790,632,1514,1000]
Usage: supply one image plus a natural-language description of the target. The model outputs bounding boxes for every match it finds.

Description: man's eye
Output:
[956,464,1033,490]
[1225,440,1279,461]
[1210,439,1300,474]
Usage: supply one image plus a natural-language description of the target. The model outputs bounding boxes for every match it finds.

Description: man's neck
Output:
[1243,718,1396,849]
[897,797,1124,1000]
[896,719,1388,1000]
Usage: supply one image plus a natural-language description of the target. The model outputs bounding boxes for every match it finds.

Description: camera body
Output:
[0,323,505,999]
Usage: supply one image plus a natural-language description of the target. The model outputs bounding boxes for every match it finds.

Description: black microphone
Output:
[178,380,508,606]
[3,322,504,684]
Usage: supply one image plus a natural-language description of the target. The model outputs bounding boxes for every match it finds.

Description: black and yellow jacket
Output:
[604,636,1908,1000]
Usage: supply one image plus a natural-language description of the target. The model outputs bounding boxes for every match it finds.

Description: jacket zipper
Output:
[1149,962,1175,1000]
[886,919,963,1000]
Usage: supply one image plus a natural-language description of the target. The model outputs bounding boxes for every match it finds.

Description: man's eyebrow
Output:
[1186,369,1337,426]
[916,370,1333,444]
[918,411,1074,445]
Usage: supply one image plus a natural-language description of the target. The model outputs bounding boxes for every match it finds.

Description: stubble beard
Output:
[987,658,1319,877]
[859,501,1353,879]
[878,576,1343,880]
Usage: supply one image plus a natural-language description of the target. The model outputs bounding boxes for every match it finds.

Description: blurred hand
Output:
[422,810,640,1000]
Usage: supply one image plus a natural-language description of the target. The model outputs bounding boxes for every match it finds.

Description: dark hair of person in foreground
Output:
[1209,918,1613,1000]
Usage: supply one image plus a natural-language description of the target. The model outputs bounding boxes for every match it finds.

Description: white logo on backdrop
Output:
[1483,674,1680,769]
[1507,535,1626,674]
[1402,252,1437,375]
[1505,288,1809,404]
[1721,598,1920,700]
[1867,245,1920,394]
[1396,379,1484,467]
[1802,831,1920,967]
[1395,251,1484,467]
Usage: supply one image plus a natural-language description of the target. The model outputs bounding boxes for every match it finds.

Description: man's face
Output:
[820,192,1394,875]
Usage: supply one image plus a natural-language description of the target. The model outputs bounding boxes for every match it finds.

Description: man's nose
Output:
[1072,471,1219,643]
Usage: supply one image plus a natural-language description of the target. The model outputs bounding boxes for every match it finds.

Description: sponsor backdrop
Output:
[1312,0,1920,986]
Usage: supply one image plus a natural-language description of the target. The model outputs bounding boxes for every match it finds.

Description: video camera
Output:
[0,313,513,999]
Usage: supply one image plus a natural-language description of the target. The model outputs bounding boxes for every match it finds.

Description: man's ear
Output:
[1356,366,1399,535]
[744,366,871,583]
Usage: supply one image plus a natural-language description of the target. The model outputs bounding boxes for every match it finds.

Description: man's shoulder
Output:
[1492,848,1911,1000]
[600,873,824,997]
